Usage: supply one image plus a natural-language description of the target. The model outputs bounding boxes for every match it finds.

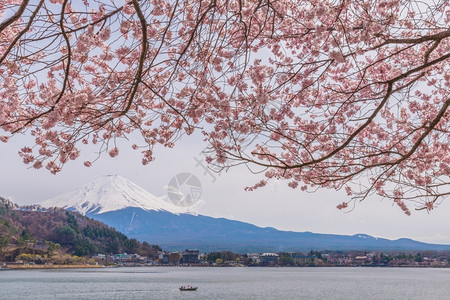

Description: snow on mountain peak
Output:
[40,175,191,215]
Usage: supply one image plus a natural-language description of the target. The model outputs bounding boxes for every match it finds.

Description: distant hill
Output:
[93,207,450,253]
[40,175,450,253]
[0,196,161,262]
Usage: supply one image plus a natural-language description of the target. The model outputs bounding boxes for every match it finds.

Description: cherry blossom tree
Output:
[1,0,449,213]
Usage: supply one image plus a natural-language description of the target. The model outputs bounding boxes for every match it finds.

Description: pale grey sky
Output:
[1,132,450,245]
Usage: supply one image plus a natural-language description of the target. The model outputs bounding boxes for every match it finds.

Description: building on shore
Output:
[260,253,279,265]
[181,249,200,264]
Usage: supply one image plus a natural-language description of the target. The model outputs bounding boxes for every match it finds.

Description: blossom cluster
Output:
[1,0,449,213]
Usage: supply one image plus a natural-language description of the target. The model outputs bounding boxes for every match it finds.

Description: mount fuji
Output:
[41,175,190,215]
[40,175,450,253]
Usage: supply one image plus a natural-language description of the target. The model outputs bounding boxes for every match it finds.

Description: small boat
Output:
[179,286,198,291]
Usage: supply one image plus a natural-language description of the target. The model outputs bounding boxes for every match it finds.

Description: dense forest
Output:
[0,197,161,263]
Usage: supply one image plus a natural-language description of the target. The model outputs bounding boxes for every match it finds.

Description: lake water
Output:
[1,267,450,299]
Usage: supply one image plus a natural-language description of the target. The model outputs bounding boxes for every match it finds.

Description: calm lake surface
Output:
[1,267,450,299]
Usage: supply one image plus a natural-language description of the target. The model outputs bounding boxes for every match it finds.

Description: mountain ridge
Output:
[40,175,450,253]
[91,207,450,252]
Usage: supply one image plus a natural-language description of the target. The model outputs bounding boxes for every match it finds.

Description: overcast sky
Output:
[1,132,450,245]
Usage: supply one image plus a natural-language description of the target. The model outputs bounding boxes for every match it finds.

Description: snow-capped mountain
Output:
[40,175,190,215]
[39,175,450,252]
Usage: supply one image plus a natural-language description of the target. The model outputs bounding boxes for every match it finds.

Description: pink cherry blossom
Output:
[337,202,349,210]
[109,147,119,158]
[1,0,449,214]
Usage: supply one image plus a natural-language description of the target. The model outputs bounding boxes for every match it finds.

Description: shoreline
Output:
[2,263,448,270]
[4,264,103,270]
